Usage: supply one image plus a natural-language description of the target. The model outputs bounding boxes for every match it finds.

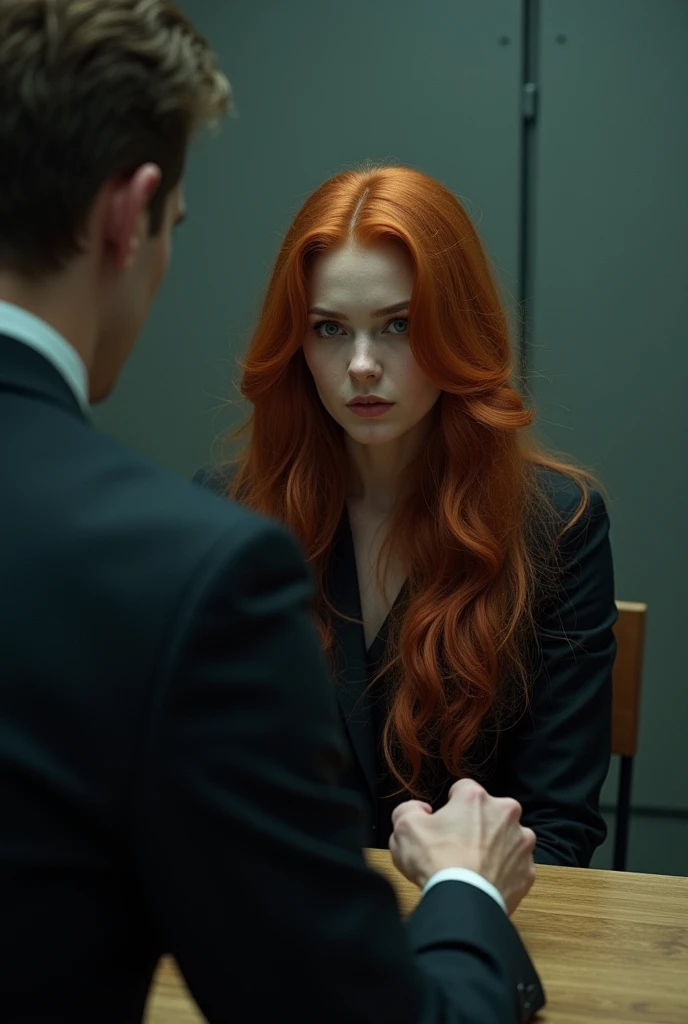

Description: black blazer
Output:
[0,333,543,1024]
[197,466,616,869]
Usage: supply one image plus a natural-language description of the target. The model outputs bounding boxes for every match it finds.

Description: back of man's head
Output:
[0,0,231,278]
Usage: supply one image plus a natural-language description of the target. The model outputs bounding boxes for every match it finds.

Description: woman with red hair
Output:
[197,165,616,866]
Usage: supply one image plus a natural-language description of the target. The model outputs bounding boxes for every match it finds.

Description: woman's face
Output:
[302,241,441,448]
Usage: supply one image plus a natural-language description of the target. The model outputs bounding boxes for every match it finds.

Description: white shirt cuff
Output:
[421,868,507,914]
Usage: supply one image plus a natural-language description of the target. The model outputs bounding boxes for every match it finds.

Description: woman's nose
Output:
[348,339,381,382]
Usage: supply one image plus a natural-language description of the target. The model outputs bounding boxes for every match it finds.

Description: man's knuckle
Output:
[500,800,521,824]
[392,801,413,824]
[523,827,537,849]
[394,816,414,839]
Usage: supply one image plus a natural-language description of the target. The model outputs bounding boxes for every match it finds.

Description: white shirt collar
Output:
[0,300,90,413]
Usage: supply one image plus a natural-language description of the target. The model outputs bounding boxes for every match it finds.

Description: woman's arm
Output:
[494,483,617,867]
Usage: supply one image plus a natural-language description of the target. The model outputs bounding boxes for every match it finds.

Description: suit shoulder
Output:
[532,466,606,525]
[192,463,235,497]
[527,468,610,572]
[77,432,281,563]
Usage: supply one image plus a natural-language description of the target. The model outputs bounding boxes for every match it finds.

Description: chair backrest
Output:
[612,601,647,758]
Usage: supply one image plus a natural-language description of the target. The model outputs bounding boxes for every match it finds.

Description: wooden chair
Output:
[611,601,647,871]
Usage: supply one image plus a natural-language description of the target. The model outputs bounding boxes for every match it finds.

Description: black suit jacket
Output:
[197,465,616,868]
[326,480,616,865]
[1,333,544,1023]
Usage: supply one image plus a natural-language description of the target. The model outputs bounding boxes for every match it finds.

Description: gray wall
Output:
[528,0,688,873]
[94,1,688,873]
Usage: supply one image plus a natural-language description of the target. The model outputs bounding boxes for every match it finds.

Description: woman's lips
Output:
[347,401,394,418]
[350,397,393,417]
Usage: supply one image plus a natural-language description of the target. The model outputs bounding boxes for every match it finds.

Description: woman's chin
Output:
[345,424,400,447]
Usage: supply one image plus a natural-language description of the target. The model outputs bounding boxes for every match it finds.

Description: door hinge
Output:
[522,82,538,122]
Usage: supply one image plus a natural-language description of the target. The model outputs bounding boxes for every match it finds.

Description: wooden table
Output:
[145,850,688,1024]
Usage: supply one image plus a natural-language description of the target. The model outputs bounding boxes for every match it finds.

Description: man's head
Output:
[0,0,230,400]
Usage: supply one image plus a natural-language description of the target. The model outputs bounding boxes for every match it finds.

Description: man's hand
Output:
[389,779,537,915]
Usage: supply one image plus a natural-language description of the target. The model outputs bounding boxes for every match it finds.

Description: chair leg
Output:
[613,756,634,871]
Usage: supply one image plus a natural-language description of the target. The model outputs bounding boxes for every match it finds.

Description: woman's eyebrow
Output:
[307,300,410,320]
[308,306,347,319]
[370,300,411,318]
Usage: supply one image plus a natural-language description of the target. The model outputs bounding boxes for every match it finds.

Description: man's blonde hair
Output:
[0,0,231,275]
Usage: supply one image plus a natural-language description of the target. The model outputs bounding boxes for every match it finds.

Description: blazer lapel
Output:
[327,516,377,801]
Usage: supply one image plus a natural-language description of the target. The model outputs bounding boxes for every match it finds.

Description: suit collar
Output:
[0,333,88,423]
[0,303,90,414]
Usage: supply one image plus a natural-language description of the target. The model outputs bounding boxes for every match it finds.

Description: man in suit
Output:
[0,2,544,1022]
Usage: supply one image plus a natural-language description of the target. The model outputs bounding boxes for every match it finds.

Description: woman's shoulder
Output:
[192,464,235,497]
[527,467,610,569]
[532,465,607,526]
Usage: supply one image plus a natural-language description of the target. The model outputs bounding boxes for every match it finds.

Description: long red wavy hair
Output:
[226,165,588,795]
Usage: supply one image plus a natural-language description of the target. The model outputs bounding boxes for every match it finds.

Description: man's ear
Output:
[101,164,162,270]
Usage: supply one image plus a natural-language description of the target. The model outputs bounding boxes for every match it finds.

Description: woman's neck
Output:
[345,420,429,516]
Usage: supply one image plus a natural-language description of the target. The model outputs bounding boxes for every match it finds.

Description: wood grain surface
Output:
[145,850,688,1023]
